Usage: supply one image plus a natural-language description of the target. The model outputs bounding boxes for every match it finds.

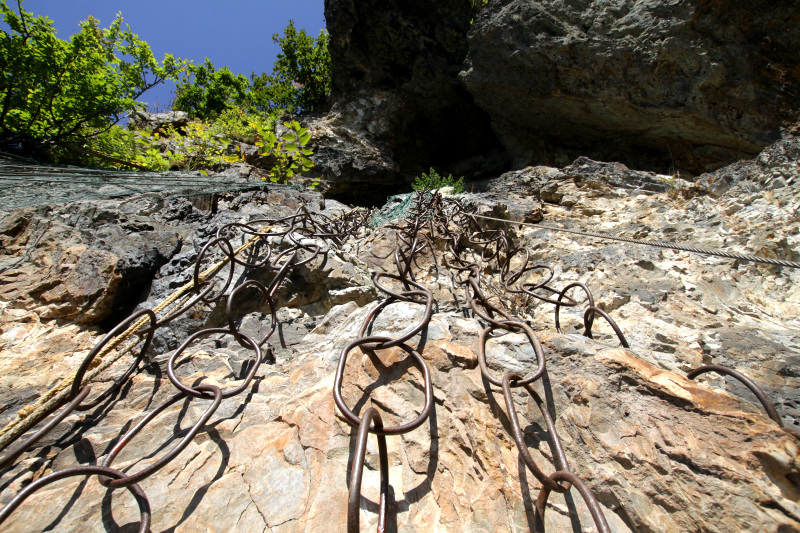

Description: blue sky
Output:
[7,0,326,111]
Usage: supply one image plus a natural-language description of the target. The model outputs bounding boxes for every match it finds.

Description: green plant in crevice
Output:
[412,168,464,194]
[251,119,315,185]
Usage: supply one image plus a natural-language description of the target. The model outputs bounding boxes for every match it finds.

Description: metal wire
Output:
[470,213,800,269]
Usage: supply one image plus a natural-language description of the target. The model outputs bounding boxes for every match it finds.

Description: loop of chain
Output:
[348,408,389,533]
[0,205,370,529]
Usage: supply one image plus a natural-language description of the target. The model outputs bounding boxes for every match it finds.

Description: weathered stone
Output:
[128,110,190,133]
[1,303,796,532]
[460,0,800,174]
[2,142,799,531]
[321,0,507,198]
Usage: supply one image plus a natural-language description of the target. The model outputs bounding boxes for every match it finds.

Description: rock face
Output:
[460,0,800,174]
[1,140,799,531]
[128,110,190,133]
[322,0,507,194]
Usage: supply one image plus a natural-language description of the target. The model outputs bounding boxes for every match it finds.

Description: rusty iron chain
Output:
[0,204,372,529]
[0,191,793,531]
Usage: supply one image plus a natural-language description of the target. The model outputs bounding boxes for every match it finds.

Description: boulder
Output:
[322,0,507,194]
[128,110,190,133]
[460,0,800,174]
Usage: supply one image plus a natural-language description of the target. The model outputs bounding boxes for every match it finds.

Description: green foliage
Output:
[249,20,331,114]
[89,114,317,185]
[412,168,464,194]
[252,119,315,185]
[173,58,250,121]
[164,121,232,174]
[87,124,170,171]
[174,21,330,119]
[86,121,233,173]
[0,0,186,143]
[213,106,278,144]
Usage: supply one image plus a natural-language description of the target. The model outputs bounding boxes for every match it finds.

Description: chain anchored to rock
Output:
[1,190,794,532]
[0,205,372,529]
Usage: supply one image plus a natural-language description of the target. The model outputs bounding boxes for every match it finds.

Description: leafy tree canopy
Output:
[251,20,331,114]
[173,58,250,121]
[0,0,187,144]
[174,20,330,119]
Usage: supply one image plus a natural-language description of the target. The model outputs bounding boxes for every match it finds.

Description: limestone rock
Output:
[1,303,796,532]
[128,110,190,133]
[1,143,799,531]
[322,0,506,194]
[460,0,800,174]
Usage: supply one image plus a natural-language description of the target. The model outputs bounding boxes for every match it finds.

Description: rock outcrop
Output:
[321,0,507,196]
[2,1,800,530]
[460,0,800,174]
[1,140,798,531]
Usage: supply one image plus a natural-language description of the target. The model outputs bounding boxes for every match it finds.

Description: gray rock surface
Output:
[322,0,506,192]
[460,0,800,174]
[128,110,190,133]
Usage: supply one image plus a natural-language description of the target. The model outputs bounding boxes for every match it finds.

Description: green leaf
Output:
[301,147,314,156]
[284,142,298,152]
[199,169,209,176]
[299,133,311,145]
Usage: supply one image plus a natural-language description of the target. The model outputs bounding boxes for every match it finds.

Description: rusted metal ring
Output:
[226,280,276,348]
[347,407,389,533]
[151,279,216,328]
[501,373,569,493]
[466,278,515,328]
[0,465,151,532]
[70,309,157,410]
[358,285,433,351]
[478,321,546,387]
[583,306,629,347]
[554,282,595,333]
[372,272,432,303]
[99,384,222,488]
[0,386,92,471]
[687,365,783,426]
[334,336,433,436]
[193,237,236,303]
[167,328,261,400]
[216,222,273,268]
[534,470,611,533]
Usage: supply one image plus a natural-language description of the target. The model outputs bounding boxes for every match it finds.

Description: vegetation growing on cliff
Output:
[0,0,185,145]
[1,1,328,184]
[413,168,464,193]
